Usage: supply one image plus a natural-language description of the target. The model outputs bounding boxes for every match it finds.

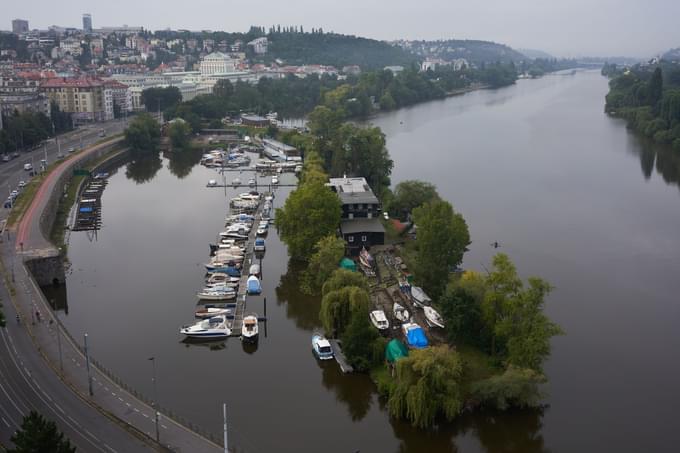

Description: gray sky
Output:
[5,0,680,57]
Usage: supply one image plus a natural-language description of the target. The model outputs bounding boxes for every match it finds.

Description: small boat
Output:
[207,179,218,187]
[197,288,237,301]
[256,226,268,236]
[423,306,445,328]
[271,176,279,185]
[393,303,410,323]
[246,275,262,295]
[369,310,390,332]
[206,273,240,284]
[207,265,241,277]
[249,263,261,276]
[241,314,259,342]
[254,238,265,252]
[312,334,334,360]
[248,178,256,187]
[195,306,234,319]
[359,247,374,269]
[402,322,428,349]
[180,316,231,339]
[232,177,241,187]
[294,165,302,174]
[410,286,432,308]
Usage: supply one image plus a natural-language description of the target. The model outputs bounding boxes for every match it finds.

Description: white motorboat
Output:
[410,286,432,308]
[206,273,240,285]
[249,263,261,276]
[248,178,256,187]
[238,192,261,201]
[312,334,334,360]
[195,306,234,319]
[271,176,279,185]
[393,303,411,323]
[369,310,390,332]
[180,316,231,339]
[196,288,237,301]
[207,179,218,187]
[232,177,241,186]
[423,306,445,328]
[256,226,268,236]
[241,314,259,342]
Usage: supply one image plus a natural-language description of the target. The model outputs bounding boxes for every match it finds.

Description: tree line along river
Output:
[47,69,680,452]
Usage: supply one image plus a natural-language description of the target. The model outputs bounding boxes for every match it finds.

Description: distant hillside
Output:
[396,39,528,65]
[263,31,419,70]
[662,47,680,62]
[518,48,554,60]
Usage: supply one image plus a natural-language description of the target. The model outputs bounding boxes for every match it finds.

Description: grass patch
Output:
[370,364,394,397]
[49,175,85,255]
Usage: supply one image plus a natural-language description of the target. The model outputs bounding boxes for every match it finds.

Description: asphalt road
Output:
[0,284,151,452]
[0,118,127,215]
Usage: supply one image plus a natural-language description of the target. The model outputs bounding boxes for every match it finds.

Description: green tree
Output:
[483,253,563,371]
[321,268,370,296]
[0,304,6,327]
[340,304,381,372]
[141,86,182,112]
[471,366,546,410]
[9,410,75,453]
[388,346,464,429]
[412,200,470,299]
[303,235,346,294]
[167,119,192,149]
[275,178,342,260]
[648,67,663,106]
[124,113,160,154]
[390,180,440,219]
[319,285,370,337]
[439,286,487,348]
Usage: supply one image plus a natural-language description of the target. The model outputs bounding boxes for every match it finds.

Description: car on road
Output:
[98,129,106,137]
[18,180,26,188]
[4,198,12,209]
[23,163,33,171]
[2,155,9,162]
[57,152,64,159]
[10,190,19,199]
[12,152,20,158]
[68,146,76,153]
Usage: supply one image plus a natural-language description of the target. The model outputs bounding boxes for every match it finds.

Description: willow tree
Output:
[388,345,464,429]
[321,269,369,296]
[303,235,346,294]
[319,285,370,337]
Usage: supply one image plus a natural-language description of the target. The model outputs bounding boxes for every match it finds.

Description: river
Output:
[52,70,680,452]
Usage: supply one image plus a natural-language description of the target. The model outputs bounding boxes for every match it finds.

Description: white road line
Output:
[142,413,149,418]
[117,397,124,402]
[133,408,140,413]
[1,416,10,428]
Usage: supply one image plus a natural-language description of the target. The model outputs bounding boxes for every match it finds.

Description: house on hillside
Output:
[327,176,385,255]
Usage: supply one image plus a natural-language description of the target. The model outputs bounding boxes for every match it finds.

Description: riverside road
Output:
[1,119,222,452]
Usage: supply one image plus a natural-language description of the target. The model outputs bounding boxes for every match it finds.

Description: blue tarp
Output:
[79,206,93,213]
[406,327,428,349]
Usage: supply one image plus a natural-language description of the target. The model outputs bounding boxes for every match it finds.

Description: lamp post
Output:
[84,333,93,396]
[148,357,160,443]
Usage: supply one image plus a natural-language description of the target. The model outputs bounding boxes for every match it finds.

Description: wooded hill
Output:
[399,39,529,65]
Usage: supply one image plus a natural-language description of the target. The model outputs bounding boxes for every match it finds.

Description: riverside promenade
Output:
[2,139,223,452]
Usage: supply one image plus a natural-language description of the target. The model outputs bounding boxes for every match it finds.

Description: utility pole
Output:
[149,357,160,443]
[84,333,93,396]
[223,403,228,453]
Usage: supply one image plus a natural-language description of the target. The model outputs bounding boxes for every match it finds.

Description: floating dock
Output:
[329,340,354,373]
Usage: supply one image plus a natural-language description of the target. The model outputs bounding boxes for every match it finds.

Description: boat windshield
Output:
[319,346,332,354]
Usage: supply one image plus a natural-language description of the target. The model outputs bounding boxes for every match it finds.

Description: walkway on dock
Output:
[329,340,354,374]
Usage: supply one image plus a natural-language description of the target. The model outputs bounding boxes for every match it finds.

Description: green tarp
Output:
[385,339,409,363]
[339,257,357,272]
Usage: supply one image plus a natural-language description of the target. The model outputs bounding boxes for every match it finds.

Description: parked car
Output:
[23,163,33,171]
[10,190,19,199]
[56,152,64,159]
[18,180,26,188]
[12,152,20,158]
[1,155,9,162]
[67,147,75,153]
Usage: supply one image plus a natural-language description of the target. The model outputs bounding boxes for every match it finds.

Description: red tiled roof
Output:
[41,77,104,88]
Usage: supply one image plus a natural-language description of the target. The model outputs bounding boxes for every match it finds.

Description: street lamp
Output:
[148,357,160,443]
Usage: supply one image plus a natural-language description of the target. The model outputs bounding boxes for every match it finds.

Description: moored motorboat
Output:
[423,306,445,328]
[393,302,410,323]
[410,286,432,308]
[195,306,234,319]
[241,314,259,342]
[312,334,334,360]
[207,179,218,187]
[232,177,241,186]
[196,288,237,301]
[246,275,262,295]
[248,178,256,187]
[249,263,261,276]
[180,316,231,339]
[254,238,266,252]
[271,175,279,185]
[369,310,390,333]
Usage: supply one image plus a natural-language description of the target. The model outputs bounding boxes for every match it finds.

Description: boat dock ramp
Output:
[329,340,354,373]
[71,176,108,231]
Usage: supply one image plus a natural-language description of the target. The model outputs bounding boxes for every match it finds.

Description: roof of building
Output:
[262,138,296,152]
[341,218,386,234]
[41,77,103,88]
[241,114,268,122]
[327,177,380,205]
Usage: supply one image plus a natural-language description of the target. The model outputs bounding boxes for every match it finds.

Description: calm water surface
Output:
[57,70,680,452]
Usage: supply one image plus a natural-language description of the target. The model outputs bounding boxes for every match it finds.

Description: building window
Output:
[361,235,367,242]
[348,236,354,243]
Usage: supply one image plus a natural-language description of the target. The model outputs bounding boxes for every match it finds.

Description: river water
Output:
[54,70,680,452]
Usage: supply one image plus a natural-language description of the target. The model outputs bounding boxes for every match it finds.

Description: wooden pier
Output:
[329,340,354,373]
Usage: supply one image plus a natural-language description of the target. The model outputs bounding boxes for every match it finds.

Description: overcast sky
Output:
[5,0,680,57]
